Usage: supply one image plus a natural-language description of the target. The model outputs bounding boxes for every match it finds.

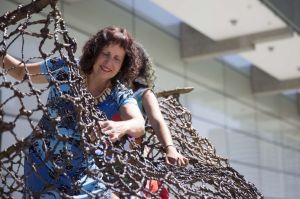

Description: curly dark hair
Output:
[79,26,139,85]
[133,42,156,90]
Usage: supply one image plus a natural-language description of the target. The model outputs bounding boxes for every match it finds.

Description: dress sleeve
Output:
[133,88,150,115]
[114,82,138,108]
[40,57,68,82]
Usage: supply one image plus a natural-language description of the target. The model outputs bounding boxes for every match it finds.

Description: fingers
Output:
[183,157,189,165]
[101,128,120,143]
[98,121,110,130]
[166,154,189,167]
[100,129,118,143]
[165,156,171,165]
[177,156,189,166]
[98,121,123,143]
[176,157,185,167]
[98,121,113,134]
[102,129,114,138]
[108,132,120,143]
[165,156,178,165]
[176,154,189,166]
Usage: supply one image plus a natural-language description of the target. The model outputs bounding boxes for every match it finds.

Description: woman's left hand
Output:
[98,120,126,143]
[165,146,189,166]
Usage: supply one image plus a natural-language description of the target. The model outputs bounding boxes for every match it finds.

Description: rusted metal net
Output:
[0,1,262,198]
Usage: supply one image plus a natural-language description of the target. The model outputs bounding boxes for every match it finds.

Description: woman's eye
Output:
[101,52,110,58]
[114,57,121,64]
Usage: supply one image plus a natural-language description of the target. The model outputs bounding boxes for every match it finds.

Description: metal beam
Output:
[261,0,300,36]
[251,66,300,95]
[180,23,293,61]
[252,66,300,115]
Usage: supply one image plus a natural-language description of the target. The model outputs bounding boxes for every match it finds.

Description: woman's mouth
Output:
[100,65,112,73]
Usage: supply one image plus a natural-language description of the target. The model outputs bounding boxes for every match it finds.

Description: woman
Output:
[133,43,188,166]
[0,26,144,198]
[128,43,189,199]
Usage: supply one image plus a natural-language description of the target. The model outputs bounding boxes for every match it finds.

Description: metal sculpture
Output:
[0,1,262,198]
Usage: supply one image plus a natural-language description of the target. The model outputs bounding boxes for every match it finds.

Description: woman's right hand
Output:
[98,120,127,143]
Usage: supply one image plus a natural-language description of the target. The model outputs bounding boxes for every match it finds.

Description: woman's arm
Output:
[0,54,47,83]
[99,103,145,143]
[142,90,188,166]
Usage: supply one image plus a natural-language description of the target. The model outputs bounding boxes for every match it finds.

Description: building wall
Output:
[1,1,300,198]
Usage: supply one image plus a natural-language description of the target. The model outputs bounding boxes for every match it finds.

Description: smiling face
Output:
[91,43,126,82]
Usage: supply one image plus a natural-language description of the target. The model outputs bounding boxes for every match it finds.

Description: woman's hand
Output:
[98,120,126,143]
[165,145,189,166]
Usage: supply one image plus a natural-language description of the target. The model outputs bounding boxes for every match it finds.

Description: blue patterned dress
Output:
[24,57,137,198]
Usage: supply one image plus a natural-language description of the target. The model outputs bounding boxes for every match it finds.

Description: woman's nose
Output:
[103,56,113,66]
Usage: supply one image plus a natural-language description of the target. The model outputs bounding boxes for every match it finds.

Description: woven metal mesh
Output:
[0,1,262,198]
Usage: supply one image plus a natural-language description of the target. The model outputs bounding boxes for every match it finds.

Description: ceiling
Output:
[151,0,286,40]
[150,0,300,81]
[241,33,300,80]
